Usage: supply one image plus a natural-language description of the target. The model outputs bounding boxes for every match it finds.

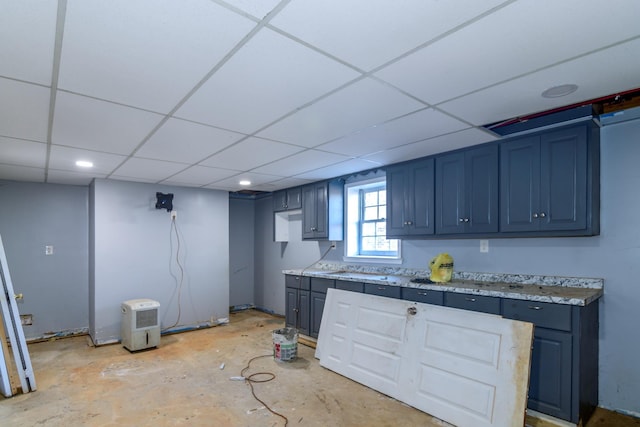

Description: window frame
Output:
[344,175,401,263]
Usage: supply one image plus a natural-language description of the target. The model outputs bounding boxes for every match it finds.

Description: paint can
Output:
[272,327,298,362]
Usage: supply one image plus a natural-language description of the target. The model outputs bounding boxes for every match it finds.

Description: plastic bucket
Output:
[272,327,298,362]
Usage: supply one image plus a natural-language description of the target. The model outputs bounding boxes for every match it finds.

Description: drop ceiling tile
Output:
[112,157,188,182]
[376,0,640,105]
[295,158,382,181]
[438,38,640,126]
[0,164,44,182]
[47,169,107,186]
[0,78,50,142]
[209,172,283,191]
[137,118,244,164]
[260,177,315,190]
[252,149,350,176]
[363,128,496,165]
[176,28,359,134]
[0,137,46,168]
[317,108,469,157]
[257,78,425,147]
[200,137,304,170]
[52,91,164,154]
[223,0,282,19]
[58,0,255,113]
[49,145,127,174]
[0,2,57,85]
[160,165,240,187]
[270,0,508,71]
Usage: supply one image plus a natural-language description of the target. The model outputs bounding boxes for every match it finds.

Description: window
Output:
[345,176,400,261]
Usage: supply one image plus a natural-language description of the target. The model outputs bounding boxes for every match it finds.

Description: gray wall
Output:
[90,179,229,344]
[229,196,255,307]
[253,118,640,417]
[0,181,88,339]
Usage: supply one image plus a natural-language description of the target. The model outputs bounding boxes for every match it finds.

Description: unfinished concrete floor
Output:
[1,309,638,427]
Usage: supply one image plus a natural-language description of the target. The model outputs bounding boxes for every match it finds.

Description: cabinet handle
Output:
[294,308,299,313]
[533,213,539,218]
[465,297,476,302]
[528,305,543,310]
[417,292,428,296]
[377,286,386,290]
[539,212,546,218]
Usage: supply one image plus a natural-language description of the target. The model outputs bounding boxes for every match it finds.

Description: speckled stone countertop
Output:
[283,262,603,306]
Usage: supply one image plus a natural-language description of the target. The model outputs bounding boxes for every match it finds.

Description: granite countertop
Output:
[283,262,603,306]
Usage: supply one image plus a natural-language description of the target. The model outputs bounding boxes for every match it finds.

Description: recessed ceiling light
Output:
[75,160,94,168]
[239,180,251,186]
[541,84,579,98]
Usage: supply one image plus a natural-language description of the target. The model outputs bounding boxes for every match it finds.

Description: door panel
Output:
[500,136,540,232]
[541,127,587,231]
[317,289,533,427]
[528,328,572,420]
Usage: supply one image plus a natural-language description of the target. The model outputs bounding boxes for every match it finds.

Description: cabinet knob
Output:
[407,220,413,225]
[533,213,539,218]
[464,218,469,223]
[539,212,546,218]
[459,218,464,223]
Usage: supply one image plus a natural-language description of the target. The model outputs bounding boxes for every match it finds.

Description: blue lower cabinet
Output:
[444,292,500,314]
[364,283,401,299]
[401,287,443,305]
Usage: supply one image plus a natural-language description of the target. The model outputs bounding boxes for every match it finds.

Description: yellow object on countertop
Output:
[429,253,454,282]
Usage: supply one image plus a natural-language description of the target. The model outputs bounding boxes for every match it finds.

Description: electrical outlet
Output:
[45,245,53,255]
[480,239,489,253]
[21,314,33,326]
[170,210,177,219]
[330,241,337,249]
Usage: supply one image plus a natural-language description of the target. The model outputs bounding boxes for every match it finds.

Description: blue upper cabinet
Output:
[436,145,499,235]
[302,180,343,240]
[386,158,435,238]
[500,123,599,236]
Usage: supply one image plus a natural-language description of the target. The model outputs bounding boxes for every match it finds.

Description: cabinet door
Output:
[314,183,328,237]
[310,291,327,338]
[436,152,465,234]
[285,287,298,328]
[528,328,572,421]
[273,190,288,212]
[298,289,310,336]
[386,164,410,236]
[409,158,435,235]
[500,136,541,232]
[287,187,302,210]
[540,126,587,231]
[466,145,499,233]
[301,184,317,239]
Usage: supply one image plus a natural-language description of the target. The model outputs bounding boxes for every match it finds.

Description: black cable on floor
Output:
[240,354,289,427]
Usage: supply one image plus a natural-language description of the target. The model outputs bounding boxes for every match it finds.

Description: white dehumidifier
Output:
[121,299,160,351]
